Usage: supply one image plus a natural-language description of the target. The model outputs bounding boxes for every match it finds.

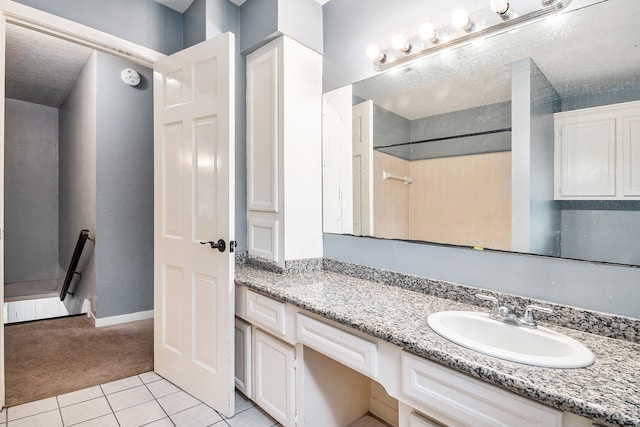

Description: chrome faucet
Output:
[475,294,552,328]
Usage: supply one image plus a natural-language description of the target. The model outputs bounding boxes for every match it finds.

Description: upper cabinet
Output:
[554,100,640,200]
[246,36,323,267]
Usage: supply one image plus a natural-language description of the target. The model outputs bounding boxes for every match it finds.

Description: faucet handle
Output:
[475,294,499,318]
[522,304,553,327]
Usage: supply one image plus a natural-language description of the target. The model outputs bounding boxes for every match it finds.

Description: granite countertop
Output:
[235,265,640,427]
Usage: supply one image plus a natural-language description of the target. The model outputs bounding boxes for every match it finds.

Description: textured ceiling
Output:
[6,24,93,108]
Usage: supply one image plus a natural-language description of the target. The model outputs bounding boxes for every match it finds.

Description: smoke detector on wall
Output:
[121,68,141,87]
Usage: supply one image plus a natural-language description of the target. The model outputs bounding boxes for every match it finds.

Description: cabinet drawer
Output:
[245,290,287,336]
[410,411,443,427]
[296,313,378,378]
[402,352,562,427]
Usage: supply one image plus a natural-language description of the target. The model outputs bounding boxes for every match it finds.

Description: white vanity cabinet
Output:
[236,286,386,426]
[235,285,602,427]
[245,35,323,267]
[554,100,640,200]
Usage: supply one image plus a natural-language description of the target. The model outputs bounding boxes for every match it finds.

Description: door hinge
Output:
[292,358,298,370]
[294,412,299,426]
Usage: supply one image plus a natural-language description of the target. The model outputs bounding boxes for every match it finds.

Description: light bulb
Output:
[366,44,386,63]
[490,0,509,14]
[366,44,380,60]
[490,0,514,20]
[452,9,474,32]
[391,34,411,53]
[419,22,440,43]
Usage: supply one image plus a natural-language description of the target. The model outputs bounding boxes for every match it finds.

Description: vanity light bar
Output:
[370,0,572,72]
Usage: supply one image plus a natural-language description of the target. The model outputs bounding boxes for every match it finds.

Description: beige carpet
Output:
[4,315,153,407]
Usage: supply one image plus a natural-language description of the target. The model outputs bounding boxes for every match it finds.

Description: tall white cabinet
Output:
[246,36,323,267]
[554,100,640,200]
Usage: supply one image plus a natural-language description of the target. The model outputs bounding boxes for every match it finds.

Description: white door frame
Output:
[0,0,165,408]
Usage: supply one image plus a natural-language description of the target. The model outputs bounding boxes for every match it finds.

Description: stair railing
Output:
[60,229,91,301]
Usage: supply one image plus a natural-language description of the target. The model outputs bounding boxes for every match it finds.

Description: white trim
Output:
[81,298,92,315]
[87,310,97,326]
[94,310,154,328]
[0,10,7,409]
[0,0,165,67]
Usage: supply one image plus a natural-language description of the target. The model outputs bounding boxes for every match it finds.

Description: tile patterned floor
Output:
[0,372,280,427]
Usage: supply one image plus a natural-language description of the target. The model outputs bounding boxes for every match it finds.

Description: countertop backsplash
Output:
[236,253,639,344]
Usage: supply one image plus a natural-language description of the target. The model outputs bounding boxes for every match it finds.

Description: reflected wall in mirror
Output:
[322,0,640,266]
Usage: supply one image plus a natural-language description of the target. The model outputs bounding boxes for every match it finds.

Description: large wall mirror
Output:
[322,0,640,267]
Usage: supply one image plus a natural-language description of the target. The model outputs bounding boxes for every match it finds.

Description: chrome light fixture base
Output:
[372,0,572,72]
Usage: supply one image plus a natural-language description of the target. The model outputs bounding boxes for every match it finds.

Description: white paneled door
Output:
[352,100,373,236]
[153,33,235,417]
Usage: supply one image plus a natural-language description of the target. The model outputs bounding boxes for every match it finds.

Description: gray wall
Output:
[406,102,511,160]
[95,53,154,319]
[277,0,323,54]
[322,0,640,319]
[560,202,640,265]
[59,53,97,315]
[183,0,206,49]
[561,86,640,112]
[4,99,59,283]
[240,0,322,54]
[512,58,560,256]
[528,61,560,256]
[372,104,409,148]
[410,102,511,141]
[372,102,511,161]
[14,0,183,54]
[239,0,278,53]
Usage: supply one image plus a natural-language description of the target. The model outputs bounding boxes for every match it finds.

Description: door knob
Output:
[200,239,226,252]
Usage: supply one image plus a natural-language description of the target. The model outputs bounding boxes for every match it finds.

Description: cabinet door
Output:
[622,115,640,196]
[253,328,296,426]
[246,40,281,264]
[234,317,252,398]
[246,42,279,214]
[556,118,616,198]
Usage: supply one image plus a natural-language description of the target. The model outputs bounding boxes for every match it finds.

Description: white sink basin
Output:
[427,311,595,368]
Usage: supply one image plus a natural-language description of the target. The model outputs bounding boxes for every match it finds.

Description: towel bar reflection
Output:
[383,171,412,184]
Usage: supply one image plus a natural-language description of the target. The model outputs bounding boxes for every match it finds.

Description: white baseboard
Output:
[94,310,154,327]
[81,298,92,314]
